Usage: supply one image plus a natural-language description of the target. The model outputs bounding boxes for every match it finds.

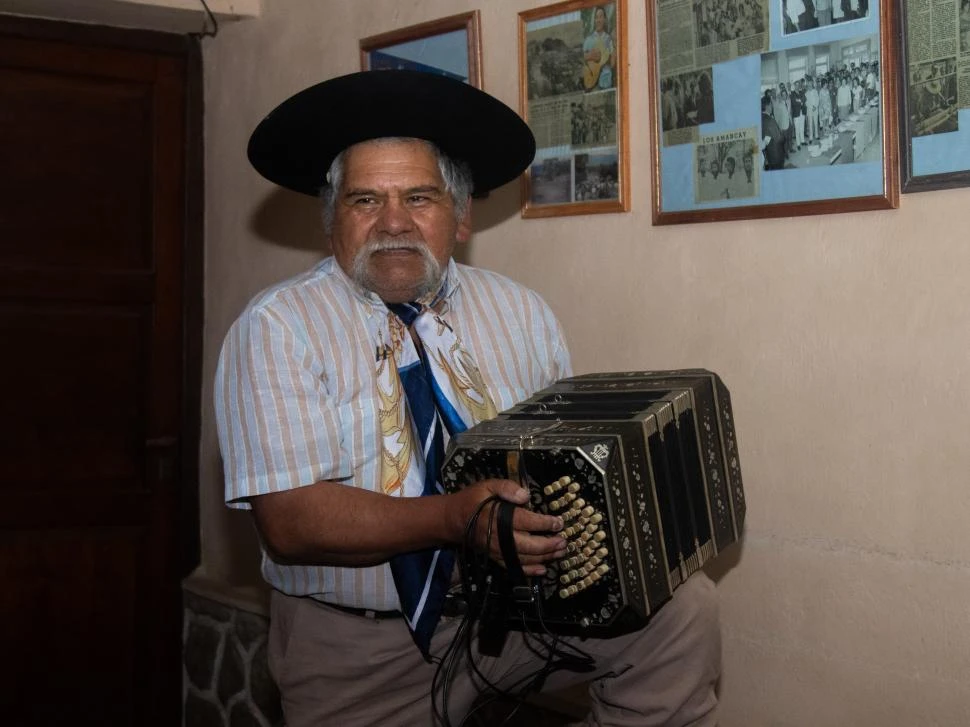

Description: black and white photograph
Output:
[660,68,716,134]
[581,2,618,92]
[693,0,767,47]
[571,89,618,147]
[760,36,881,169]
[909,57,958,137]
[574,151,620,201]
[529,155,573,205]
[526,21,584,100]
[782,0,870,36]
[694,131,760,201]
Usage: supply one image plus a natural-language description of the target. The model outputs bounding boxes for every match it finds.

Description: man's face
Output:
[329,139,471,304]
[726,158,736,175]
[743,155,753,174]
[710,160,720,176]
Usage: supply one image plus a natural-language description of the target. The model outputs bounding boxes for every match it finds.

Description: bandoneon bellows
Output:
[441,369,745,638]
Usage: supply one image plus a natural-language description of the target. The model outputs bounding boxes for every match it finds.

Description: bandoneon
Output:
[441,369,745,638]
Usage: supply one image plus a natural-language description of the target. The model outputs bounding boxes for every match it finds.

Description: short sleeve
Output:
[215,305,353,509]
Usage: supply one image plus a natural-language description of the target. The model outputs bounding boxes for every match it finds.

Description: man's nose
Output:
[377,198,414,235]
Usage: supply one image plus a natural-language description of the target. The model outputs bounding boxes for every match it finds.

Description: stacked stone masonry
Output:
[182,591,283,727]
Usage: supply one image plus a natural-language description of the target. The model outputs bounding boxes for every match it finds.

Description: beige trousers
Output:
[268,572,720,727]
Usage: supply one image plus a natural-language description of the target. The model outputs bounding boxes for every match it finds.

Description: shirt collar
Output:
[328,256,462,314]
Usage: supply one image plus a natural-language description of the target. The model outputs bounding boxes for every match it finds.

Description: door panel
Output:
[0,304,148,492]
[0,20,193,726]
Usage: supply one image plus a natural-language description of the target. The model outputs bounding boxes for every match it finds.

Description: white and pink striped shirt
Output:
[215,257,571,610]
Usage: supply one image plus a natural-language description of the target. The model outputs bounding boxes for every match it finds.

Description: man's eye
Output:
[353,197,377,206]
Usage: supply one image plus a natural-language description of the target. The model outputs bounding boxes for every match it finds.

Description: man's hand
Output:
[251,477,566,572]
[448,479,567,576]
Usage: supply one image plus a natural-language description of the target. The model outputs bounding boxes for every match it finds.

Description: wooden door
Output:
[0,18,200,726]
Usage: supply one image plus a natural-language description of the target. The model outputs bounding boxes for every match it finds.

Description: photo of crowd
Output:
[660,69,715,132]
[571,90,618,147]
[782,0,870,35]
[910,58,958,137]
[693,0,766,47]
[760,48,880,170]
[574,152,620,201]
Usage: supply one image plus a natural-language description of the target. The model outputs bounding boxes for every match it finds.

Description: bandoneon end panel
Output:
[442,369,745,638]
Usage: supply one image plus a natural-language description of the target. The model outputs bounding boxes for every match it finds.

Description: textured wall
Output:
[200,1,970,725]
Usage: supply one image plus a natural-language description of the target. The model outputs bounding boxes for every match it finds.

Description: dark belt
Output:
[323,602,403,619]
[322,592,466,620]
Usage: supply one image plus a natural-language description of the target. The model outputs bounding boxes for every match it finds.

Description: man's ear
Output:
[456,199,472,243]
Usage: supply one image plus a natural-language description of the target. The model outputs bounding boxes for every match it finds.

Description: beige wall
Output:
[199,1,970,724]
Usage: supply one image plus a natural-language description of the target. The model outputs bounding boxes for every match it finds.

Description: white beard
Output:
[351,238,443,301]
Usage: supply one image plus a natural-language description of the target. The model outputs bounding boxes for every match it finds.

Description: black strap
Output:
[495,501,520,577]
[496,500,534,604]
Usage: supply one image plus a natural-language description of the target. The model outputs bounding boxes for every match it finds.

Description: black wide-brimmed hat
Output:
[247,70,536,197]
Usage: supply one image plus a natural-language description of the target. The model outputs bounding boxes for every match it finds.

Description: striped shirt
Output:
[215,256,571,610]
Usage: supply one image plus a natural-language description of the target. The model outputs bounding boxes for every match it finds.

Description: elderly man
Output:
[216,70,719,727]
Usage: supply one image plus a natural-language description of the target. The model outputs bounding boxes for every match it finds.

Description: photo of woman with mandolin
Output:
[582,4,615,92]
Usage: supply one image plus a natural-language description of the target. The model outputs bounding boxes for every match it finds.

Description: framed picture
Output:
[646,0,899,225]
[898,0,970,193]
[518,0,630,218]
[359,11,483,88]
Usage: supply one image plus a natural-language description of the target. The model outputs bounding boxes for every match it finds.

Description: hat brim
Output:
[247,70,536,198]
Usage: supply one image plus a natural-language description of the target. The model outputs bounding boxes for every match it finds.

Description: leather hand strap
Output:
[496,500,534,603]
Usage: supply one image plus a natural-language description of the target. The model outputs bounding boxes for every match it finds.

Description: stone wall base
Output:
[182,587,281,727]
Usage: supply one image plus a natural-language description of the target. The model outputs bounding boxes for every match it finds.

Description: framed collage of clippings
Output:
[898,0,970,192]
[518,0,631,218]
[359,11,484,88]
[646,0,899,224]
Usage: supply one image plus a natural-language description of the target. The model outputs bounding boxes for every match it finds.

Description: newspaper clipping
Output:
[782,0,871,36]
[572,90,619,148]
[527,21,584,148]
[657,0,769,146]
[694,128,761,202]
[526,2,622,206]
[906,0,970,137]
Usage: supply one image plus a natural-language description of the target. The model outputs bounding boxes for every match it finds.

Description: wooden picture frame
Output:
[359,11,483,88]
[646,0,899,225]
[518,0,630,218]
[898,0,970,193]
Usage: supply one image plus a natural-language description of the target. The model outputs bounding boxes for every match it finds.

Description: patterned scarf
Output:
[376,299,496,657]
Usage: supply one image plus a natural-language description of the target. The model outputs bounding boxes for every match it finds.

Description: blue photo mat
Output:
[911,109,970,177]
[660,1,886,212]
